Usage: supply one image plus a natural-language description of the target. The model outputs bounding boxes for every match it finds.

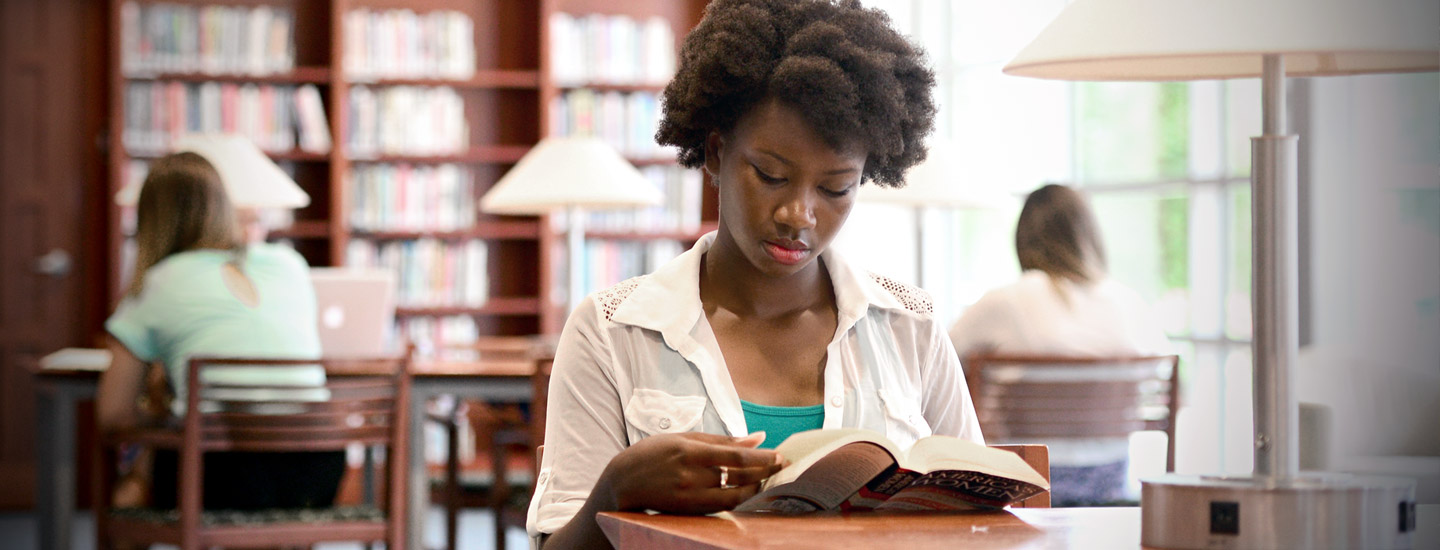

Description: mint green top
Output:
[106,243,324,416]
[741,401,825,450]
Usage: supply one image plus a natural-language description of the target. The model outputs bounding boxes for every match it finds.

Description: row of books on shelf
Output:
[549,12,675,87]
[580,240,686,299]
[348,162,703,235]
[349,164,476,232]
[343,8,476,81]
[550,89,672,160]
[123,81,331,155]
[120,2,295,77]
[584,166,705,233]
[347,85,469,158]
[400,315,479,360]
[345,238,488,308]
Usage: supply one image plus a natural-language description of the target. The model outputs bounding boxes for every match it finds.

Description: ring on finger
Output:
[718,465,736,489]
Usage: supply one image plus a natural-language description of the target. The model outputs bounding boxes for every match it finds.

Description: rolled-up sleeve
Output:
[527,296,629,539]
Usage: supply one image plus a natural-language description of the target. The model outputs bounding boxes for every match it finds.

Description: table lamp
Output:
[1004,1,1437,548]
[858,142,1014,288]
[479,136,661,313]
[114,133,310,209]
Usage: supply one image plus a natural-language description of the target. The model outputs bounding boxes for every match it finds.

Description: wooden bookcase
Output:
[105,0,714,341]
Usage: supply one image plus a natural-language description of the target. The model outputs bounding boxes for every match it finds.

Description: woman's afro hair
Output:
[655,0,936,187]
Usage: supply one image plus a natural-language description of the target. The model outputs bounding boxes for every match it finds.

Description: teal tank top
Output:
[741,400,825,449]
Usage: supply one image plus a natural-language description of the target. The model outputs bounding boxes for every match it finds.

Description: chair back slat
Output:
[200,397,394,416]
[965,354,1181,473]
[187,354,407,453]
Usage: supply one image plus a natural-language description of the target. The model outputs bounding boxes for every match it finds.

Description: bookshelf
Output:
[105,0,714,352]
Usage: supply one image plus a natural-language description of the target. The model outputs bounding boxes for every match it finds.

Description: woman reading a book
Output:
[530,1,983,547]
[96,151,343,511]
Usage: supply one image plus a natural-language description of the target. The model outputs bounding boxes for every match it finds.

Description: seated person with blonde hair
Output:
[97,151,341,510]
[950,183,1171,505]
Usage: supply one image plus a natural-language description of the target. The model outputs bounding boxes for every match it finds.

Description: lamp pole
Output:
[567,204,587,315]
[1251,53,1301,481]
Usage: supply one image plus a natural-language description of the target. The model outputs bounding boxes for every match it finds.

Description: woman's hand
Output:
[595,432,785,515]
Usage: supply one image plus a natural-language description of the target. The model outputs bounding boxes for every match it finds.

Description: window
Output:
[842,0,1265,478]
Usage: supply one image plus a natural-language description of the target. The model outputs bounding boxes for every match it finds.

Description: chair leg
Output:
[94,443,114,550]
[444,416,461,550]
[492,437,510,550]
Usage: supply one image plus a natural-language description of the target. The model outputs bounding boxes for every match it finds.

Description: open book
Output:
[734,429,1049,513]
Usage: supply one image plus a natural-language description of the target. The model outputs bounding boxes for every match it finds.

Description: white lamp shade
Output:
[1004,0,1439,81]
[859,144,1015,209]
[115,134,310,209]
[480,136,662,215]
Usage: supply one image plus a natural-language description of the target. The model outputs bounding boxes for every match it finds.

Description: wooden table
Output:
[34,368,101,550]
[598,508,1143,549]
[406,358,535,550]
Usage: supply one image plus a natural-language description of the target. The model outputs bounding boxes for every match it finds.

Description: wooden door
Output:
[0,0,109,510]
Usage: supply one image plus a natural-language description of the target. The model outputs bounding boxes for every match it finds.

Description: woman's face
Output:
[706,100,865,278]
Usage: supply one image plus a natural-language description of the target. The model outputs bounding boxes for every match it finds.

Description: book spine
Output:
[342,8,476,81]
[548,12,676,86]
[345,238,490,311]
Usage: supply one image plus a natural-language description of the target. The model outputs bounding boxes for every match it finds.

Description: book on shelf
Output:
[550,89,671,160]
[734,429,1049,514]
[293,84,332,153]
[400,315,478,359]
[582,240,685,298]
[122,81,326,155]
[120,1,294,77]
[343,8,476,81]
[549,12,675,87]
[346,238,488,309]
[347,85,468,157]
[349,164,476,232]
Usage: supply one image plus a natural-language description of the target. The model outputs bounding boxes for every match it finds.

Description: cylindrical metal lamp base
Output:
[1141,473,1417,549]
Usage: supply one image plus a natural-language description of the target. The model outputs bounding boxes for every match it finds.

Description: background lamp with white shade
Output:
[115,133,310,209]
[1004,0,1437,548]
[479,136,662,313]
[858,143,1014,289]
[116,134,310,246]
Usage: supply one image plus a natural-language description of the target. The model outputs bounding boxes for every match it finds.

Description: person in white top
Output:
[949,183,1171,505]
[529,1,982,547]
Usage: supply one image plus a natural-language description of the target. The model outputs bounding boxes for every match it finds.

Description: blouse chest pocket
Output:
[624,388,708,440]
[877,388,932,446]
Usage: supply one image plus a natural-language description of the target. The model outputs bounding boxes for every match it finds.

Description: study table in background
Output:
[32,358,536,550]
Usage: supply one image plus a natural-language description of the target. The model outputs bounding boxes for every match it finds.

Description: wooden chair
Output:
[93,353,410,550]
[991,444,1051,508]
[429,337,555,550]
[964,354,1181,473]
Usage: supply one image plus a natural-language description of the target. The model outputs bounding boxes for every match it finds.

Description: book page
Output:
[734,441,897,513]
[904,437,1050,489]
[762,428,903,490]
[872,469,1048,511]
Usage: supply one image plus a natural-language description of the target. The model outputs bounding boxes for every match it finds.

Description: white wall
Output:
[1299,71,1440,500]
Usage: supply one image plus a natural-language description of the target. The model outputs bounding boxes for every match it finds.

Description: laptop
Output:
[310,268,396,356]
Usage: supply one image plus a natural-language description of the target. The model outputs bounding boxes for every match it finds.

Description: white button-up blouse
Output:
[526,233,983,540]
